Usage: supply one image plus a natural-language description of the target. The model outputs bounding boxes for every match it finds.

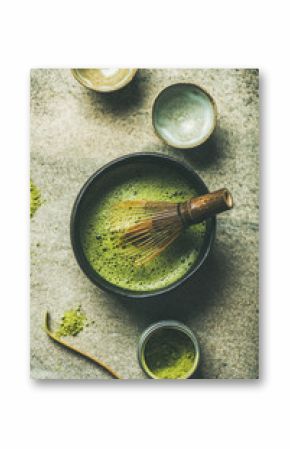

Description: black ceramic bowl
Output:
[70,153,216,299]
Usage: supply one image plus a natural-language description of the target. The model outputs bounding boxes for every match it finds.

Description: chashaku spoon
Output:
[44,311,122,379]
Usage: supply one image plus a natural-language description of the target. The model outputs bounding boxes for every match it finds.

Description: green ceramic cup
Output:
[152,83,217,149]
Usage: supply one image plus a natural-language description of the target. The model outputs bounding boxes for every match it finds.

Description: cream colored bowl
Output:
[71,68,137,92]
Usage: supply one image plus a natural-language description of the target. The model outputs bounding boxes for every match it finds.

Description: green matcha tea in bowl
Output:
[70,153,217,299]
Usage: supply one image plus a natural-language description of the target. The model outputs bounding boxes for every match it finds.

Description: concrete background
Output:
[30,69,259,379]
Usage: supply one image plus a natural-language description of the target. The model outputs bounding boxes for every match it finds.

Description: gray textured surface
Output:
[30,69,259,379]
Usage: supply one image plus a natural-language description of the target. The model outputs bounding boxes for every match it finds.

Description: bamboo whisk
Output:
[110,188,233,266]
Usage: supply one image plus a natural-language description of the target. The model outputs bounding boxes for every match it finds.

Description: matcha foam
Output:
[80,166,206,292]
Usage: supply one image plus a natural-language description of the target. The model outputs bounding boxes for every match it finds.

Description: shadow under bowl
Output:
[70,153,216,299]
[152,83,217,149]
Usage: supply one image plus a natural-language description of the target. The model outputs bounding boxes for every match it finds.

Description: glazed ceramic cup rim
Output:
[71,68,138,92]
[152,82,218,149]
[70,152,216,300]
[138,320,200,379]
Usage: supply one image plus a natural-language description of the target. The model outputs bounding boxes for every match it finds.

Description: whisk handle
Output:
[179,188,234,225]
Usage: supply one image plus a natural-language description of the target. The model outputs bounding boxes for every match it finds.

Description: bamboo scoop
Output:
[44,312,122,379]
[112,188,233,265]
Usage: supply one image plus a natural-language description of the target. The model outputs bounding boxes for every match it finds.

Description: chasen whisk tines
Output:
[108,200,183,265]
[108,189,233,266]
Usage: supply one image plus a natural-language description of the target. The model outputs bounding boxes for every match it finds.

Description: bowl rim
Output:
[71,68,138,92]
[137,320,200,379]
[152,82,218,149]
[70,152,216,299]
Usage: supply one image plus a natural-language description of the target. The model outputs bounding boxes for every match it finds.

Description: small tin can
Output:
[138,320,200,379]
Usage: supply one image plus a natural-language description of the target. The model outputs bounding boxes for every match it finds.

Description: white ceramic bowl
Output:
[152,83,217,149]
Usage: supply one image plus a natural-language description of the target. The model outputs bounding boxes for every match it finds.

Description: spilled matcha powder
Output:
[144,328,195,379]
[55,306,87,337]
[30,180,41,217]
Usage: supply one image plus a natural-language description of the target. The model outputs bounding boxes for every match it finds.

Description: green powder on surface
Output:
[30,181,41,218]
[80,166,206,292]
[144,329,195,379]
[55,306,87,337]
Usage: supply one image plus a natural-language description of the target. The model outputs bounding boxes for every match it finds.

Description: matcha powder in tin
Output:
[144,328,196,379]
